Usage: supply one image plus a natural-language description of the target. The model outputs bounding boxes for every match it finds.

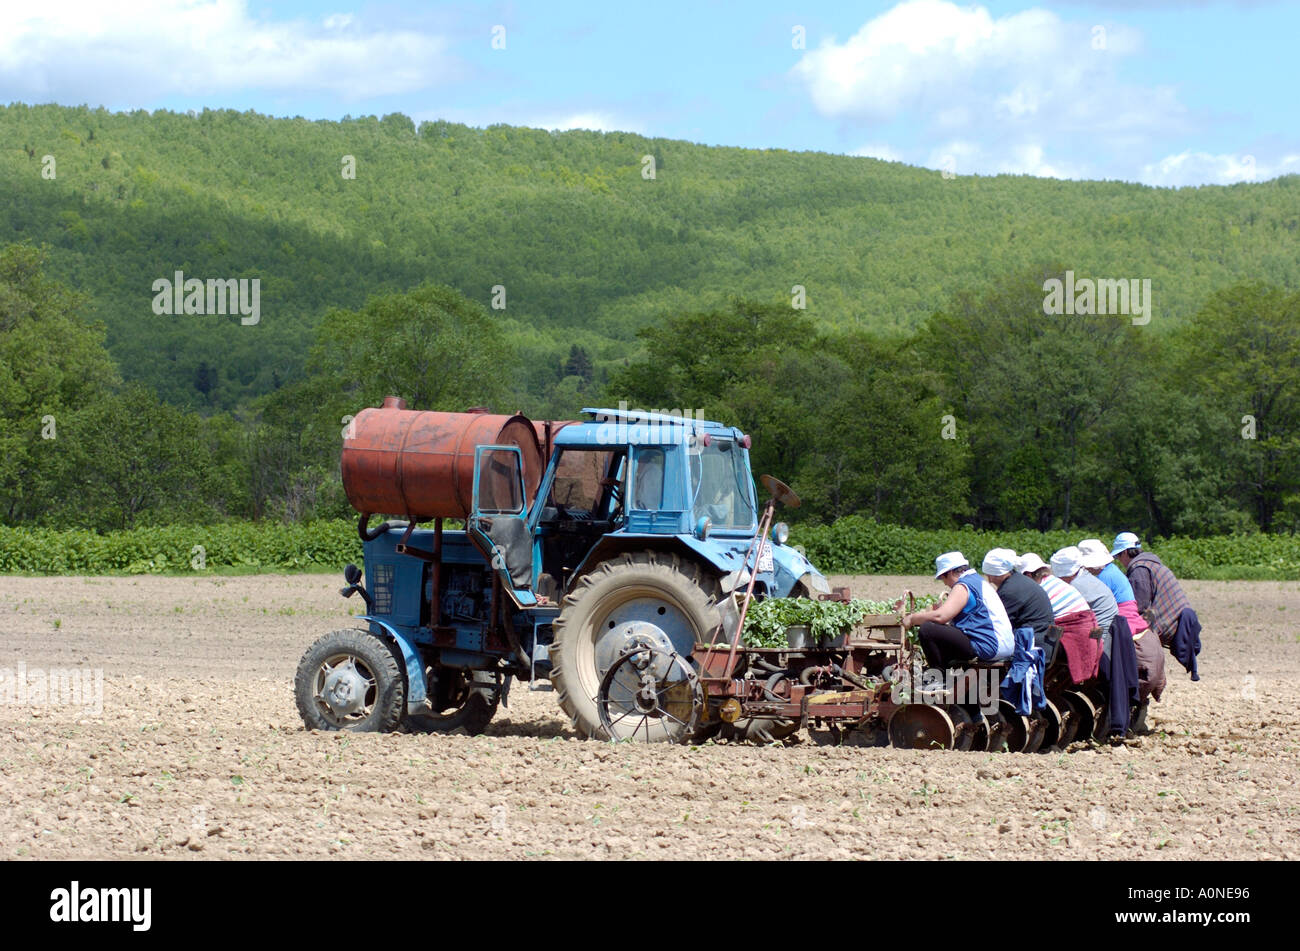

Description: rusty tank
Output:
[342,397,544,519]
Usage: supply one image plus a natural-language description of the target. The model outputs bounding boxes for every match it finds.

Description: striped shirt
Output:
[1039,575,1089,618]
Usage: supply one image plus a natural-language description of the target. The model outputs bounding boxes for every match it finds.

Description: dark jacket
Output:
[995,571,1054,637]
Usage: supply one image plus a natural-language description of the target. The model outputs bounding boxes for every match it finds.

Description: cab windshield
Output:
[689,439,756,532]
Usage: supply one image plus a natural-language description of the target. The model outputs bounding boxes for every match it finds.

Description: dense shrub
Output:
[792,516,1300,580]
[0,517,1295,579]
[0,520,361,574]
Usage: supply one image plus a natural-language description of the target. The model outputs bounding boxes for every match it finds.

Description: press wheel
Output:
[1033,698,1064,751]
[1061,690,1098,746]
[888,704,957,750]
[998,699,1030,753]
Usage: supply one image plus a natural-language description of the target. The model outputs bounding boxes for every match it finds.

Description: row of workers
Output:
[902,532,1203,735]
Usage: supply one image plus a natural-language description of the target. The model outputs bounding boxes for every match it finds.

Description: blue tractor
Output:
[294,402,829,743]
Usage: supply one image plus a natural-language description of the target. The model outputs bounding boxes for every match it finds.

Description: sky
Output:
[2,0,1297,186]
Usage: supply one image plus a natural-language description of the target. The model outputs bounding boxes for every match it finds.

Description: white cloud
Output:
[924,139,1086,179]
[792,2,1086,121]
[924,139,980,172]
[851,143,903,162]
[1140,151,1300,187]
[0,0,454,102]
[996,143,1082,178]
[790,0,1190,179]
[529,112,645,134]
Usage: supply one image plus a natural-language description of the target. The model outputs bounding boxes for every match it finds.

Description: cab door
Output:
[469,445,538,607]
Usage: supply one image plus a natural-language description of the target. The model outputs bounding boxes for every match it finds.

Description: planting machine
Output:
[294,398,1108,750]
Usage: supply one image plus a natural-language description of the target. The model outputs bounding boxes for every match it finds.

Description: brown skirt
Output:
[1132,628,1167,702]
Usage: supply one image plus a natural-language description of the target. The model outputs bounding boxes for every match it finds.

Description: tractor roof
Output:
[552,407,741,447]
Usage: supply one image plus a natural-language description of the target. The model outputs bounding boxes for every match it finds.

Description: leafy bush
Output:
[792,516,1299,580]
[0,516,1295,580]
[0,520,362,574]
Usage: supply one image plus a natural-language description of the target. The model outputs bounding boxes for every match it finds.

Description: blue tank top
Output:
[954,570,999,660]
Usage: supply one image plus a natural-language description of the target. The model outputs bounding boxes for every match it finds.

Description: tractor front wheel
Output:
[295,628,406,733]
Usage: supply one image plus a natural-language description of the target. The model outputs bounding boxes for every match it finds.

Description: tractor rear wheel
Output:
[404,670,499,736]
[295,628,405,733]
[551,551,721,741]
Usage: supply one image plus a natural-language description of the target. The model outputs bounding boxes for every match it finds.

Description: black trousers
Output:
[918,621,974,668]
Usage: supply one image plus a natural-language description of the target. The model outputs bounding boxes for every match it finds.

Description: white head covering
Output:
[1050,546,1083,578]
[1017,552,1047,574]
[981,548,1018,577]
[1077,538,1112,569]
[934,551,967,579]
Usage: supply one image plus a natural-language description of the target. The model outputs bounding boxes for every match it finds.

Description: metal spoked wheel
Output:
[947,704,977,751]
[972,711,987,753]
[986,712,1011,753]
[551,552,720,741]
[596,642,704,743]
[1087,687,1110,741]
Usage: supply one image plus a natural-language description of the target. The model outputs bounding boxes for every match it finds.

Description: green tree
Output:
[245,283,516,520]
[308,283,513,414]
[563,344,594,383]
[0,243,119,523]
[915,268,1138,530]
[44,384,210,530]
[795,330,971,527]
[1177,282,1300,531]
[607,299,826,482]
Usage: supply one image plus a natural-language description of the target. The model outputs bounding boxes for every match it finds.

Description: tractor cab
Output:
[466,408,818,610]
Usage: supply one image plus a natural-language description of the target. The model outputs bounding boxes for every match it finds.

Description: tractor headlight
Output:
[771,522,789,546]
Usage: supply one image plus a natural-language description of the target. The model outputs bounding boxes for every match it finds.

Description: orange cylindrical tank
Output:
[532,419,577,465]
[342,399,543,519]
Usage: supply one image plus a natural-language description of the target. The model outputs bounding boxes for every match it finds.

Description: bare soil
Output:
[1,573,1297,860]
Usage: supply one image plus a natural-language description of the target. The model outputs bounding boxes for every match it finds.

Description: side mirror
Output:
[344,564,362,585]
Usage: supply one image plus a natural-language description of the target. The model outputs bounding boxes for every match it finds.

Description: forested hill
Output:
[2,102,1298,409]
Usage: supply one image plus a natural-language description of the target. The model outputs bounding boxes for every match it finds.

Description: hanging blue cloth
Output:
[1170,608,1202,681]
[1101,615,1141,735]
[1000,625,1046,716]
